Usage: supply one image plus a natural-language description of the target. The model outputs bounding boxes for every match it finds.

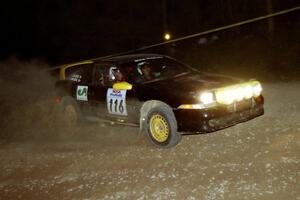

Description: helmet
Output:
[109,66,124,82]
[137,61,150,75]
[109,66,118,81]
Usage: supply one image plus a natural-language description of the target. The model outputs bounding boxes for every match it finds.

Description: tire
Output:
[146,106,181,148]
[58,96,82,128]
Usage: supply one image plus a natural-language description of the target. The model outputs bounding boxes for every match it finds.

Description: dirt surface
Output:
[0,60,299,199]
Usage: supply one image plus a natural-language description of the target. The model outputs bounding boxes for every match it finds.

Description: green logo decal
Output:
[77,88,87,96]
[77,86,88,101]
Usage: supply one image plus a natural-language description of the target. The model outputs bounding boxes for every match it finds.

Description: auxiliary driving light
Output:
[215,80,262,105]
[244,86,254,99]
[253,83,262,97]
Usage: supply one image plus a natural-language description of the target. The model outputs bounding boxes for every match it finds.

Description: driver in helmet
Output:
[109,66,126,82]
[136,62,154,82]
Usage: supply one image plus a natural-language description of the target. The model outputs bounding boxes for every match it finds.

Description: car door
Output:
[87,63,111,118]
[92,63,140,124]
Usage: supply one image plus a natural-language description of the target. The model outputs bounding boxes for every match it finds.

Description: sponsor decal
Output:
[76,85,88,101]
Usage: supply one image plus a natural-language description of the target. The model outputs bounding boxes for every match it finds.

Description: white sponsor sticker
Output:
[76,85,88,101]
[106,88,127,116]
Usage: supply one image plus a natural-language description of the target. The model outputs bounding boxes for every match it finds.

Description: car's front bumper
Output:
[174,95,264,133]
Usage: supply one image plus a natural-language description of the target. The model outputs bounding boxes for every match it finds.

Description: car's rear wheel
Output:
[146,106,181,148]
[58,96,82,128]
[63,104,78,127]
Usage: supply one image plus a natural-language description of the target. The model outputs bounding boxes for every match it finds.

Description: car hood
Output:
[135,72,242,106]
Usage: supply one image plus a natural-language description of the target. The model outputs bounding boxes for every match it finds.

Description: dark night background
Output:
[0,0,299,73]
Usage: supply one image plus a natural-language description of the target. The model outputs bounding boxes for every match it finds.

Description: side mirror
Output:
[112,82,133,90]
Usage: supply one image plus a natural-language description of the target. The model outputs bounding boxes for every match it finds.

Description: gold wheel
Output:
[63,104,77,126]
[149,114,169,143]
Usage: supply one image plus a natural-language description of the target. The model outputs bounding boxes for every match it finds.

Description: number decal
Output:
[109,99,113,112]
[114,99,118,113]
[106,89,127,115]
[119,100,124,113]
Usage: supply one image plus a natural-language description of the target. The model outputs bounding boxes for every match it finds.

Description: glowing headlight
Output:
[199,92,215,104]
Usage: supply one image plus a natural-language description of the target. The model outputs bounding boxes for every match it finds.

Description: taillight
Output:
[55,96,61,104]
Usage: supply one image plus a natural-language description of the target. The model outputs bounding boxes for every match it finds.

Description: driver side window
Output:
[93,63,113,87]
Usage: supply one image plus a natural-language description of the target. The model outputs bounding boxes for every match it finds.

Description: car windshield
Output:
[120,57,191,84]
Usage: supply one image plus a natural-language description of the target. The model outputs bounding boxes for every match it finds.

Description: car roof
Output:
[95,53,165,64]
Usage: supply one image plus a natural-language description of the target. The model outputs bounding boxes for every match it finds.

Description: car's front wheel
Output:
[146,106,181,148]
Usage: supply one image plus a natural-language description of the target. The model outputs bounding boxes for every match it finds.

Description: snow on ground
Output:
[0,82,299,200]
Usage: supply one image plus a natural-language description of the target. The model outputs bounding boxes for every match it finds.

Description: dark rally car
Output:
[55,54,264,147]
